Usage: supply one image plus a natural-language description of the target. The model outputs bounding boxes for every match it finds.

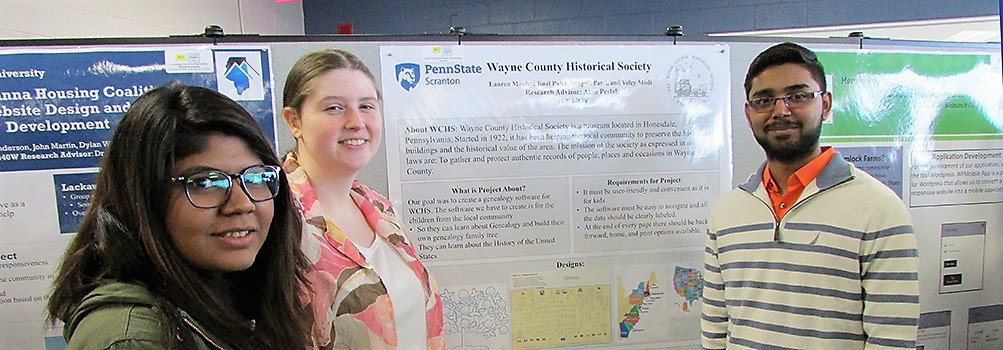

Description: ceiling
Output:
[710,15,1000,43]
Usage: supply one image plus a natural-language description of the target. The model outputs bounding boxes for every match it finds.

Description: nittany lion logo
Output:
[396,63,420,91]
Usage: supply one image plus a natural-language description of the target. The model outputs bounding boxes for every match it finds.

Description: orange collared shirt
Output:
[763,146,836,220]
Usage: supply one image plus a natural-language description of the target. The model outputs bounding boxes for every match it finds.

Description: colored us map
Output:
[673,265,703,312]
[616,272,663,338]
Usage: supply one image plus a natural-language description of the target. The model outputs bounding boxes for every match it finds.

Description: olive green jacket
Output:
[63,282,228,350]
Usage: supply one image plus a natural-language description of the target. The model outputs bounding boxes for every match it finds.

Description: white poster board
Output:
[380,44,731,349]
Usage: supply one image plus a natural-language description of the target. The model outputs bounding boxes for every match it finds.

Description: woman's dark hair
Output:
[47,82,310,349]
[744,42,827,97]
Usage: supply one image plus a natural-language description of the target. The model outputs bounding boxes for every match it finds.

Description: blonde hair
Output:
[282,49,380,112]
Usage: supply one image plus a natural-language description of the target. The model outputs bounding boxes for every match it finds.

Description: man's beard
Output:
[754,117,822,163]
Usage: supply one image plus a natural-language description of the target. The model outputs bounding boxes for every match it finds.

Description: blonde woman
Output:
[282,49,444,350]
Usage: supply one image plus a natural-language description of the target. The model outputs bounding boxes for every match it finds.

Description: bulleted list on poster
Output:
[380,44,731,349]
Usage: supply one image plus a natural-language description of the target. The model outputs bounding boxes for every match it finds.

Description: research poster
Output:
[380,44,731,349]
[0,46,275,350]
[818,50,1003,350]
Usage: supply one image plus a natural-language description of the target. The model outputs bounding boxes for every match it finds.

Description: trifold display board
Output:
[0,35,999,350]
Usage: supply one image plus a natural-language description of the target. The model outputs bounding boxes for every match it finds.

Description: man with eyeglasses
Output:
[701,42,919,349]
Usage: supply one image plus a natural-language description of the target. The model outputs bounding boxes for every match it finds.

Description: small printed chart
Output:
[510,269,611,349]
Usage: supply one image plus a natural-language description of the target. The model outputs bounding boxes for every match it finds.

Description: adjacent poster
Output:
[0,46,275,350]
[818,50,1003,350]
[381,44,731,349]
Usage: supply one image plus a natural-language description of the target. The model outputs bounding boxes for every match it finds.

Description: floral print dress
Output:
[284,152,445,350]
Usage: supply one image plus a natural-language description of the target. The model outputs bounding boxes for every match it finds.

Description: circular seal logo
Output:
[666,55,714,103]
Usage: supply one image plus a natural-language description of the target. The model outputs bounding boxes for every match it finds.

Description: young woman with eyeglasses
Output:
[47,82,311,349]
[281,49,445,349]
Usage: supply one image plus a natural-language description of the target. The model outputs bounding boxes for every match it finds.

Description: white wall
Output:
[0,0,304,39]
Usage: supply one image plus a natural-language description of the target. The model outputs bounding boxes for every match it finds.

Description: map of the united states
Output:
[673,265,703,312]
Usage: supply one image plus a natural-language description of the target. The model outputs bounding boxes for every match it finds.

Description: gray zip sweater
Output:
[702,153,920,349]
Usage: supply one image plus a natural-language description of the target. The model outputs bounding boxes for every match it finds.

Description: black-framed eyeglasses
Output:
[170,164,281,209]
[747,90,825,113]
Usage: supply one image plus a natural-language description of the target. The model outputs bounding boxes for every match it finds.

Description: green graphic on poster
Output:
[818,51,1001,142]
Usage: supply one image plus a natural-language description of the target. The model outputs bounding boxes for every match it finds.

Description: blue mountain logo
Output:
[396,63,421,91]
[223,57,261,95]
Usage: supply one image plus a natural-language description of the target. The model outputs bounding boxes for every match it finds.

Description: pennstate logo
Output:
[666,55,713,103]
[396,63,421,91]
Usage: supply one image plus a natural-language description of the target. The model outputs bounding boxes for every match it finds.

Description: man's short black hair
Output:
[744,42,826,97]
